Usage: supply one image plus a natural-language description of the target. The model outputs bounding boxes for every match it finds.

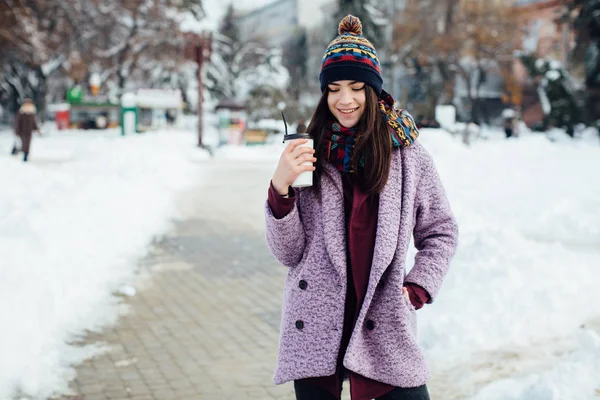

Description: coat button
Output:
[366,320,375,331]
[295,320,304,330]
[298,280,308,290]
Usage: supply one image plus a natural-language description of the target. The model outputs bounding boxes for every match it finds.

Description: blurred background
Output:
[1,0,599,400]
[0,0,598,136]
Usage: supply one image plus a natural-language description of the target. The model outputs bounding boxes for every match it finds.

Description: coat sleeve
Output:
[264,188,306,268]
[405,148,458,302]
[268,181,295,219]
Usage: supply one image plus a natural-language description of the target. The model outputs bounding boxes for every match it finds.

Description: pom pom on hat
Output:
[320,14,383,95]
[338,14,362,36]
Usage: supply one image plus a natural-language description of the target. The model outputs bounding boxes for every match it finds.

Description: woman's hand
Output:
[402,287,410,302]
[272,139,316,195]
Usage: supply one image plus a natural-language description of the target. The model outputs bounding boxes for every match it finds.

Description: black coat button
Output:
[366,320,375,331]
[295,320,304,330]
[299,280,308,290]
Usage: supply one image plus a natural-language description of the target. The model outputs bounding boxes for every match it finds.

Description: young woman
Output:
[265,15,458,400]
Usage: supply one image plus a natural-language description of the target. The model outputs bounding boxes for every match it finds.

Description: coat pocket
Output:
[401,294,417,336]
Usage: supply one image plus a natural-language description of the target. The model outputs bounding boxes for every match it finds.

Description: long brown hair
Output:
[307,85,392,194]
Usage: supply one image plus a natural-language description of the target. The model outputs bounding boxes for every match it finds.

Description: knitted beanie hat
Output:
[320,15,383,95]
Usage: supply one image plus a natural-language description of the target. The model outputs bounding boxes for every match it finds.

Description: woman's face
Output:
[327,80,366,128]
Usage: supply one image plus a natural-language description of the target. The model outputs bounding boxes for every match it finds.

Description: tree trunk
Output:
[471,97,480,125]
[34,66,47,123]
[118,71,126,90]
[6,81,20,116]
[463,71,475,123]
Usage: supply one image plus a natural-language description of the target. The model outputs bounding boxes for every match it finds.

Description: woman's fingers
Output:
[290,144,315,160]
[295,154,317,164]
[286,145,315,166]
[402,287,410,301]
[285,139,310,154]
[296,164,316,174]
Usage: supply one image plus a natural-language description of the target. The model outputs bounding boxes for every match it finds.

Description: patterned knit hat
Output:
[320,15,383,95]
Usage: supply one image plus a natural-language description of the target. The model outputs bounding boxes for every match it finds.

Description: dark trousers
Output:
[294,381,430,400]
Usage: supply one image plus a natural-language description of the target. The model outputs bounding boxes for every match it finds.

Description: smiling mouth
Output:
[338,107,359,115]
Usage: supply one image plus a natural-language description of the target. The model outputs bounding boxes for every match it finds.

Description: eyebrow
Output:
[328,81,362,86]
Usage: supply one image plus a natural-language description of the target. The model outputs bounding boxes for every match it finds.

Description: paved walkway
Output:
[62,158,300,400]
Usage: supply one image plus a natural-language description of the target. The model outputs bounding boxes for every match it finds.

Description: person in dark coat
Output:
[296,120,307,133]
[13,98,40,162]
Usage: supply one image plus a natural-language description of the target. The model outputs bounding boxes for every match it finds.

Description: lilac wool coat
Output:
[264,141,458,388]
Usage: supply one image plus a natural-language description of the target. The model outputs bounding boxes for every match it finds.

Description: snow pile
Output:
[413,129,600,398]
[0,127,210,399]
[470,330,600,400]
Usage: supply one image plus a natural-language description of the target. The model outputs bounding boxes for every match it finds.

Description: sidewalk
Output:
[61,159,297,400]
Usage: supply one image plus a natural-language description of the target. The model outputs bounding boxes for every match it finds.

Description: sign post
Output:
[184,32,213,150]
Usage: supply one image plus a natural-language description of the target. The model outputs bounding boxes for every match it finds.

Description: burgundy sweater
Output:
[268,178,430,400]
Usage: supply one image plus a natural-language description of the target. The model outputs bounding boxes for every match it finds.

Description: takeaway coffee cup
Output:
[280,111,314,188]
[283,132,314,188]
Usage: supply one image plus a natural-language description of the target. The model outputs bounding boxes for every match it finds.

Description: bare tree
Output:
[90,0,191,90]
[0,0,73,116]
[206,4,288,103]
[393,0,523,123]
[0,0,206,119]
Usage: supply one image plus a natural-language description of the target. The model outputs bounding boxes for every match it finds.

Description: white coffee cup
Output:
[283,133,313,188]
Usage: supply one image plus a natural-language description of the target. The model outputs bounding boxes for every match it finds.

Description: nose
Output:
[339,88,353,105]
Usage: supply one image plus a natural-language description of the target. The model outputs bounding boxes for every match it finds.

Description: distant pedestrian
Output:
[504,117,514,139]
[296,120,307,133]
[265,15,458,400]
[12,98,40,162]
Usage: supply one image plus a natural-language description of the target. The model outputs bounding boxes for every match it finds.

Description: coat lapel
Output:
[369,150,403,287]
[320,151,403,286]
[321,163,347,281]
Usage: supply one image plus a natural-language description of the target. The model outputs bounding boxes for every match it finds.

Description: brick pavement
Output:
[58,159,342,400]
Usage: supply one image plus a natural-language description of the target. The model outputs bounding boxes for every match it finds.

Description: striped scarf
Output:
[322,90,419,173]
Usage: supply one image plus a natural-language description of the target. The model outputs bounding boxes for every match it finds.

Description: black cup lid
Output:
[284,132,311,141]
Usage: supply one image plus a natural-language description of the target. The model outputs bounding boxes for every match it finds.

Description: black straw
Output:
[281,111,288,143]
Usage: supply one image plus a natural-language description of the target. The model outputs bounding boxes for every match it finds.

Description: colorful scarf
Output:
[322,89,420,173]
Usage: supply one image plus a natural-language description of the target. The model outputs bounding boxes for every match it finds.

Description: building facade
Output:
[235,0,333,48]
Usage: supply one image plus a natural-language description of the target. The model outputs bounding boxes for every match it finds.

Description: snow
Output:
[248,118,287,133]
[135,89,182,108]
[546,70,561,81]
[470,330,600,400]
[502,108,517,118]
[41,56,66,77]
[549,60,563,71]
[415,129,600,399]
[537,85,551,114]
[0,124,213,399]
[535,58,546,71]
[0,123,599,399]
